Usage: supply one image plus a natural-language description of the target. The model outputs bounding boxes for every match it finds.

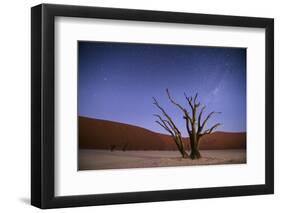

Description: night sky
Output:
[78,41,246,135]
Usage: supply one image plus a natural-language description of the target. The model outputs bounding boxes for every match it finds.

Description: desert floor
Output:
[78,149,246,170]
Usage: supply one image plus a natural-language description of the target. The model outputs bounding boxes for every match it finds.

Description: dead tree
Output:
[122,143,129,151]
[153,97,188,158]
[166,89,221,159]
[110,144,116,152]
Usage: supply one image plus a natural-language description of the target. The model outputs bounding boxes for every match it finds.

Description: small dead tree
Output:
[110,144,116,152]
[166,89,221,159]
[153,97,188,158]
[122,143,129,151]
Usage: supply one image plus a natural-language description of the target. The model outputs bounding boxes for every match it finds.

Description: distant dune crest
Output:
[79,116,246,150]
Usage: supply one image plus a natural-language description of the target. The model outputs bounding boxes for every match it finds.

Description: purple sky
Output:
[78,41,246,136]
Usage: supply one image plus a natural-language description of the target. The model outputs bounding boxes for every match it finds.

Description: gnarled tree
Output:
[166,89,221,159]
[153,97,188,159]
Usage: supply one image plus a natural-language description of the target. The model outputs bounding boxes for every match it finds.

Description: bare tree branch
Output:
[200,111,221,132]
[154,114,174,134]
[164,120,176,132]
[185,118,192,136]
[155,120,173,135]
[152,98,180,133]
[184,92,194,111]
[153,96,188,158]
[197,105,206,132]
[200,123,221,136]
[194,93,199,107]
[166,89,185,112]
[156,115,176,133]
[166,89,192,122]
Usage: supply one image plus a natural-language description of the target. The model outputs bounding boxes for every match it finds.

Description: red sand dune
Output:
[79,116,246,150]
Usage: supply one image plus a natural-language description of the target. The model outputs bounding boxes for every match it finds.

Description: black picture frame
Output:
[31,3,274,209]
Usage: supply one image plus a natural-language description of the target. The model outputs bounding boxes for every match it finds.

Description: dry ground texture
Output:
[78,149,246,170]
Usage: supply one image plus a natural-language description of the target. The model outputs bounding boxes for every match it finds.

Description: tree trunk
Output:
[190,146,201,159]
[174,137,189,158]
[179,148,189,158]
[189,138,201,159]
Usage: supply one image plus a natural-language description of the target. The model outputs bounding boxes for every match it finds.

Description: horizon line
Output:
[78,115,246,136]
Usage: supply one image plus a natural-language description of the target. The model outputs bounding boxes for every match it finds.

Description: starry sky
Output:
[78,41,246,135]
